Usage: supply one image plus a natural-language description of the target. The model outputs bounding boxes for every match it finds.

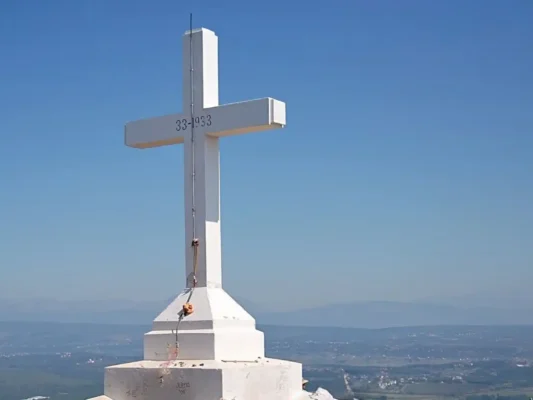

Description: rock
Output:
[295,387,338,400]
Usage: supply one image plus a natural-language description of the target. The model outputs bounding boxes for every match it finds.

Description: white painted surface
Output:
[124,28,286,289]
[125,98,285,148]
[86,358,302,400]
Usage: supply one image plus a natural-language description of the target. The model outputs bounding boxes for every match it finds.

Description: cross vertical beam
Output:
[125,27,287,290]
[182,29,222,288]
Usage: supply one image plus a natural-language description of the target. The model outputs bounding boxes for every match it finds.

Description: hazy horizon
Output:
[2,290,533,312]
[3,292,533,328]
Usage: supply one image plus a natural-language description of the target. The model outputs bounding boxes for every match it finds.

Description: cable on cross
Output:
[171,12,199,360]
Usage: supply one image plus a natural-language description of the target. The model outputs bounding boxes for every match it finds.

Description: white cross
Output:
[125,28,286,288]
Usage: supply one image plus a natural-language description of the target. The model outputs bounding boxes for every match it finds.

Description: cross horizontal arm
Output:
[124,97,286,149]
[206,97,286,138]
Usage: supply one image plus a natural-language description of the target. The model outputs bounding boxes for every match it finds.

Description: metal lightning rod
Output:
[189,13,197,244]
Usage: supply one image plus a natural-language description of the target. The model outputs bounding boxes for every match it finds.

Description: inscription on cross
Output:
[125,28,286,288]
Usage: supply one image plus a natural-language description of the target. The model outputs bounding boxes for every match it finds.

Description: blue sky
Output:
[1,0,532,309]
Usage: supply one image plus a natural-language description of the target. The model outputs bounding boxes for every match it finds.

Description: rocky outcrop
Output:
[296,387,338,400]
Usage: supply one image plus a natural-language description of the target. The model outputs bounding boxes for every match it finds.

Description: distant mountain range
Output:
[1,296,533,328]
[257,301,533,328]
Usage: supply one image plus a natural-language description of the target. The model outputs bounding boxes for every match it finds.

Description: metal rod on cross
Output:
[188,13,199,288]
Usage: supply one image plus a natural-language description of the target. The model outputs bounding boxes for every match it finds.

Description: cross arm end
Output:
[268,97,286,128]
[207,97,287,139]
[124,114,185,149]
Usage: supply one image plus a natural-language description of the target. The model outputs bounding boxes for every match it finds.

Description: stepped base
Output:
[87,357,302,400]
[144,287,264,361]
[145,328,264,361]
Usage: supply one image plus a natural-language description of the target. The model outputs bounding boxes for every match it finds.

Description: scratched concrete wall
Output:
[221,359,302,400]
[104,364,222,400]
[101,358,302,400]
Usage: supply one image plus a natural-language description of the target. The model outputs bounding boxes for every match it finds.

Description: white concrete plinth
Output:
[144,287,265,361]
[87,288,304,400]
[87,358,302,400]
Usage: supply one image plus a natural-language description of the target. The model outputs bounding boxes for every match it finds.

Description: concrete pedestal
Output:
[88,358,302,400]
